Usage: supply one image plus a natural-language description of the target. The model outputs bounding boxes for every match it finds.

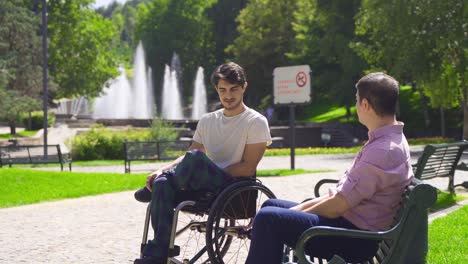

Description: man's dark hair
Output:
[356,72,399,117]
[210,62,247,87]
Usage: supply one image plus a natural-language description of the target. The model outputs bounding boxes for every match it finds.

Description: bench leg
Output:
[69,163,72,172]
[448,175,454,193]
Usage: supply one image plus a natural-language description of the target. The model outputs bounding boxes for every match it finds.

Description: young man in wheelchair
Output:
[134,62,272,264]
[246,73,414,263]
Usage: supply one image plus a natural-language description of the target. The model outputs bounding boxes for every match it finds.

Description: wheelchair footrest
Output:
[168,246,180,257]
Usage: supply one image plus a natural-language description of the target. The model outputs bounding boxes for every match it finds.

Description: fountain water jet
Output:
[161,53,184,119]
[191,67,207,119]
[93,66,132,119]
[92,42,154,119]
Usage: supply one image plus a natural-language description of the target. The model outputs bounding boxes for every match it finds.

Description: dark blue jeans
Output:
[246,199,378,264]
[143,150,233,259]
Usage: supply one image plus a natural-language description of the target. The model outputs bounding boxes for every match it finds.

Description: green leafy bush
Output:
[149,116,180,142]
[70,125,150,160]
[21,111,55,130]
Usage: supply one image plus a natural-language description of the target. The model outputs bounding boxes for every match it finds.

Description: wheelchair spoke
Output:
[206,181,275,263]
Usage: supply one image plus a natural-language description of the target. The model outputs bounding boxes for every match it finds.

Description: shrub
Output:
[149,116,180,141]
[70,125,150,160]
[21,111,55,130]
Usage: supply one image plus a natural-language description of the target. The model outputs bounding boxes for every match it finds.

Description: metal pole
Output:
[42,0,48,155]
[289,104,295,170]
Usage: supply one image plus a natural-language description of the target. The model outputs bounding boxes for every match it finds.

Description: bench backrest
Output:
[413,141,468,181]
[0,144,63,163]
[124,140,192,161]
[371,181,437,264]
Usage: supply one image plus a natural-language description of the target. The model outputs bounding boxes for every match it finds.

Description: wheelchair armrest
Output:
[314,179,339,197]
[295,226,393,264]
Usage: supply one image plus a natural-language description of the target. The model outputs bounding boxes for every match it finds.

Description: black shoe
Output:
[134,187,152,203]
[134,255,167,264]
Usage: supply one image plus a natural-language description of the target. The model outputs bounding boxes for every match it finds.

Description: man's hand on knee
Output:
[146,170,163,191]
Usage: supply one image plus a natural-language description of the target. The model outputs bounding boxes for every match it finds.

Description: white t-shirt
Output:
[192,107,272,169]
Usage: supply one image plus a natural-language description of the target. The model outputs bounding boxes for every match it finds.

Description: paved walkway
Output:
[1,153,467,263]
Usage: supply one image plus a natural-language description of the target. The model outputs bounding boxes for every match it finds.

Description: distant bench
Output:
[0,144,72,171]
[124,140,192,173]
[412,140,468,192]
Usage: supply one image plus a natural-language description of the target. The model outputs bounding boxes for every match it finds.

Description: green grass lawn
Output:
[0,168,147,208]
[0,167,318,208]
[0,130,38,139]
[427,205,468,263]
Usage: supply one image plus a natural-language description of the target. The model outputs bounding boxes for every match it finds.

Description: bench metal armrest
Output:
[295,226,394,264]
[314,179,339,197]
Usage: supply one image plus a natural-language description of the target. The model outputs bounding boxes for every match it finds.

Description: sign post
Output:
[273,65,311,170]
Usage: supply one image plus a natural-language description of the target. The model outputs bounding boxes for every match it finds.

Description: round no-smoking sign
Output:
[296,71,307,87]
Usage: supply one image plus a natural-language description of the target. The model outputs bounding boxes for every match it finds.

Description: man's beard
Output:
[223,98,242,110]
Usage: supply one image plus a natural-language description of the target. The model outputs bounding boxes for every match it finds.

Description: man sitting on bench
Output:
[246,72,414,263]
[133,62,272,264]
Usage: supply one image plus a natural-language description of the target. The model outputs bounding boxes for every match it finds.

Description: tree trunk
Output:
[28,111,32,130]
[440,107,446,137]
[413,82,431,128]
[9,120,16,135]
[463,103,468,140]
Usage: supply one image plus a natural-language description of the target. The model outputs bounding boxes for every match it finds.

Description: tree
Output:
[354,0,466,137]
[47,0,119,98]
[227,0,296,106]
[0,0,43,134]
[289,0,366,118]
[206,0,247,66]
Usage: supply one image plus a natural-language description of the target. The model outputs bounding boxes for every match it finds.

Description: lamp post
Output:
[41,0,48,155]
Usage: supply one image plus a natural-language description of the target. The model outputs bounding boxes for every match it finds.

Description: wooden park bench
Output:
[412,140,468,192]
[294,179,437,264]
[0,144,72,171]
[123,140,192,173]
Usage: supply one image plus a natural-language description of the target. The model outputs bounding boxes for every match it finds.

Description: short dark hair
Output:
[210,62,247,87]
[356,72,399,117]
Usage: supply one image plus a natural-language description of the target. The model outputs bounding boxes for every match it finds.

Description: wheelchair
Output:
[138,178,276,264]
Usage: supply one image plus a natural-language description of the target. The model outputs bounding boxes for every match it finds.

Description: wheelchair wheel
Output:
[171,209,211,263]
[205,180,276,263]
[171,203,233,263]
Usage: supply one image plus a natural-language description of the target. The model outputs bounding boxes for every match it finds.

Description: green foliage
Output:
[354,0,467,136]
[20,111,55,130]
[70,125,150,160]
[0,0,44,99]
[0,0,44,134]
[0,89,41,133]
[48,0,119,98]
[228,0,296,105]
[289,0,366,111]
[149,116,180,142]
[0,168,146,208]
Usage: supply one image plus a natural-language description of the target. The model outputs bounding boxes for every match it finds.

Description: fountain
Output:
[161,53,184,120]
[191,67,207,119]
[92,66,132,119]
[92,41,154,119]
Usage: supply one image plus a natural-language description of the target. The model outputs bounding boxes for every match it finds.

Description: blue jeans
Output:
[143,150,233,259]
[246,199,378,264]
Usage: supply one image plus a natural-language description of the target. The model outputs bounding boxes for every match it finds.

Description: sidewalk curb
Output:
[429,199,468,223]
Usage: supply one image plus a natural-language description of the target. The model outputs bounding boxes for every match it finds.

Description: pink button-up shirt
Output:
[332,122,413,231]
